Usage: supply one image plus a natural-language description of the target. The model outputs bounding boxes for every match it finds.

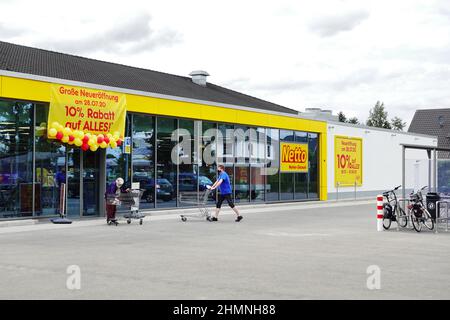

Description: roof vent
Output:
[189,70,210,87]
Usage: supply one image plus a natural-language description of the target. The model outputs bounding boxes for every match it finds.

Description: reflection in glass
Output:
[280,173,294,201]
[82,150,100,216]
[67,148,81,217]
[0,101,33,218]
[156,117,177,208]
[178,119,198,207]
[132,114,155,209]
[308,133,319,199]
[200,122,217,204]
[35,105,66,216]
[235,166,249,203]
[266,129,279,201]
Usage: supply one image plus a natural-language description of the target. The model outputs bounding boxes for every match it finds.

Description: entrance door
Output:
[66,148,103,217]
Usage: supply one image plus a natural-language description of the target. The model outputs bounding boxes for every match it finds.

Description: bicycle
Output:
[407,186,435,232]
[382,185,408,230]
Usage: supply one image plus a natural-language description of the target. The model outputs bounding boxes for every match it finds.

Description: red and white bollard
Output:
[377,195,384,232]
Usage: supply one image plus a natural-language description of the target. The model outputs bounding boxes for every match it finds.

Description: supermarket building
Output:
[0,41,436,220]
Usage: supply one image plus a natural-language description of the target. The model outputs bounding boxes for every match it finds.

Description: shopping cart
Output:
[120,189,145,225]
[179,189,213,222]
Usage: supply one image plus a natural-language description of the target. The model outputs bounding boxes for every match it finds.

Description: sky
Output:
[1,0,450,126]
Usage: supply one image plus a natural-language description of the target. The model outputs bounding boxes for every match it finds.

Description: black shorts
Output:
[216,194,235,209]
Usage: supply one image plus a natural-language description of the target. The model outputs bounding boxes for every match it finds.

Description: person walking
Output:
[207,165,243,222]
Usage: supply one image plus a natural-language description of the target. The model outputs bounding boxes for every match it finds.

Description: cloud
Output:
[308,9,370,37]
[35,13,182,56]
[0,22,23,38]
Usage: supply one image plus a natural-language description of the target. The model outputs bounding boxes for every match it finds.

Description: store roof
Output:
[408,108,450,149]
[0,41,298,115]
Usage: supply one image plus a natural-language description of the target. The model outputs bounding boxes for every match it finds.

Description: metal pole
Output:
[433,149,437,192]
[427,149,432,191]
[402,146,406,213]
[336,182,339,201]
[354,181,357,200]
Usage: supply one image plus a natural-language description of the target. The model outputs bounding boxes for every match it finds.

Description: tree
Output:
[366,101,391,129]
[391,116,406,131]
[348,117,360,125]
[337,111,347,123]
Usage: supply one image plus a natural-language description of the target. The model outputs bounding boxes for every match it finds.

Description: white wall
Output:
[327,122,438,199]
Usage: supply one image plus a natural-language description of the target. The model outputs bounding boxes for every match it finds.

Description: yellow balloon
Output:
[114,131,120,137]
[63,127,72,136]
[74,138,83,147]
[90,145,98,152]
[113,134,119,141]
[51,122,60,129]
[100,141,108,148]
[48,128,57,137]
[57,124,64,132]
[61,135,70,143]
[110,140,117,149]
[88,138,96,146]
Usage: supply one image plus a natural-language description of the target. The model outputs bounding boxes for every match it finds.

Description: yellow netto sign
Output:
[280,142,308,173]
[335,136,362,187]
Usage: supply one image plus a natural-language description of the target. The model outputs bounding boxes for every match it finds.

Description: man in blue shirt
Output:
[207,164,243,222]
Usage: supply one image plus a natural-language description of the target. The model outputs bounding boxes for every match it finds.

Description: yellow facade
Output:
[0,75,328,200]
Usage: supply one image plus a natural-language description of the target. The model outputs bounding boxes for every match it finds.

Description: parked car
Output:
[135,178,174,203]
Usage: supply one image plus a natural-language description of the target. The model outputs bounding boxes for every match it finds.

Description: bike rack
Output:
[397,198,412,231]
[435,201,450,234]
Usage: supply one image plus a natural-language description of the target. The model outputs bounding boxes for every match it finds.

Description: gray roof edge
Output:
[0,69,308,120]
[327,120,438,140]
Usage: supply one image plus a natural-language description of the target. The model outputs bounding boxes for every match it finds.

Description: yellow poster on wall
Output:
[47,84,126,151]
[335,136,363,187]
[280,142,309,173]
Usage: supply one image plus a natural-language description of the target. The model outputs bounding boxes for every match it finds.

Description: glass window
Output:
[235,166,249,203]
[106,114,131,213]
[178,119,198,207]
[200,122,217,204]
[218,124,234,166]
[280,130,295,142]
[156,117,177,208]
[132,114,155,209]
[0,101,34,218]
[266,129,279,201]
[280,173,294,201]
[35,104,66,216]
[295,131,308,200]
[250,127,265,202]
[235,125,249,164]
[308,133,319,199]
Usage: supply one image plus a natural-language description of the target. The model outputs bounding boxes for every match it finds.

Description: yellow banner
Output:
[335,136,363,187]
[47,84,126,151]
[280,142,308,173]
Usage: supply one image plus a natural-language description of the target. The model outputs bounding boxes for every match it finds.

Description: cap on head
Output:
[116,178,124,186]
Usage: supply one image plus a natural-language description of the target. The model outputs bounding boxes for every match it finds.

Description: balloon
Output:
[117,139,122,146]
[81,143,89,151]
[97,134,104,144]
[69,135,75,142]
[90,145,98,152]
[61,135,70,143]
[63,127,72,136]
[113,134,120,141]
[56,132,64,140]
[103,136,110,144]
[48,128,57,137]
[110,140,117,149]
[114,131,120,137]
[51,122,60,129]
[82,135,89,144]
[100,141,108,148]
[74,138,83,147]
[88,138,96,146]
